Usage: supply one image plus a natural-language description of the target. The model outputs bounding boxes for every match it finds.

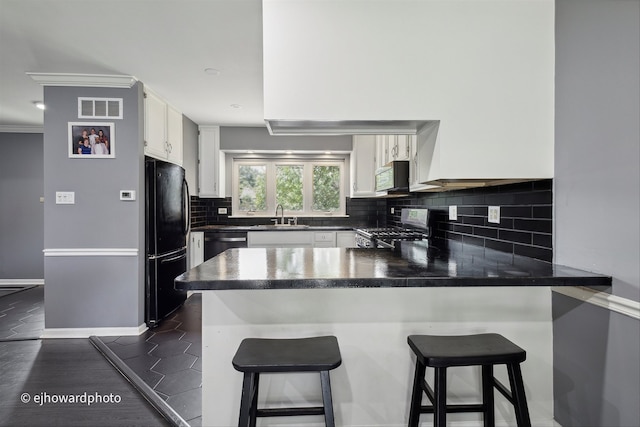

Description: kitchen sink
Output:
[251,224,310,229]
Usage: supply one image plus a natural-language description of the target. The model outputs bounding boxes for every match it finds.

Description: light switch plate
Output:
[449,205,457,221]
[488,206,500,224]
[55,191,75,204]
[218,207,228,215]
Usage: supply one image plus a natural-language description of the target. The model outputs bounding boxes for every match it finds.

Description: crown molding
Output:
[26,73,137,88]
[0,125,44,133]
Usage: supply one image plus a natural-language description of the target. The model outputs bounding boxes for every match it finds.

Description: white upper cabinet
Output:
[392,135,411,162]
[198,125,225,198]
[144,88,183,165]
[350,135,377,197]
[263,1,554,183]
[166,104,183,165]
[377,135,411,168]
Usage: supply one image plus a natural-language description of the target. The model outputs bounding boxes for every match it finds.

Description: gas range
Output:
[355,208,430,249]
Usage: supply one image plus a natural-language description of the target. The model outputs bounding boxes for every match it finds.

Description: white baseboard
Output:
[41,323,148,339]
[0,279,44,286]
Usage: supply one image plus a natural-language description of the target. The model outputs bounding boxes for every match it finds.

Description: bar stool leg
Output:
[238,372,256,427]
[249,373,260,427]
[320,370,336,427]
[408,361,426,427]
[507,363,531,427]
[434,367,447,427]
[482,365,495,427]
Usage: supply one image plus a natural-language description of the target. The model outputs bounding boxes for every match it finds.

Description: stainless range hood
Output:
[265,119,431,136]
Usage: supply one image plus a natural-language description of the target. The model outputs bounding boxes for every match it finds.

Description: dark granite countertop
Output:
[191,225,355,232]
[175,240,612,291]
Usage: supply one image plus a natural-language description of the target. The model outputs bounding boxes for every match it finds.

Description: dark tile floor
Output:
[0,339,172,426]
[0,286,203,427]
[98,294,203,426]
[0,286,45,341]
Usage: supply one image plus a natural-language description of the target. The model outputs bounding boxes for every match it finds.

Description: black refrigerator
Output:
[145,157,189,327]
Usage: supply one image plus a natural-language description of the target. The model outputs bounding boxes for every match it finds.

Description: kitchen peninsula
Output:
[176,241,611,427]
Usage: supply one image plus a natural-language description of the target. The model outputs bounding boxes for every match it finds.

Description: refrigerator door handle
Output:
[183,178,191,235]
[149,246,188,261]
[160,252,187,264]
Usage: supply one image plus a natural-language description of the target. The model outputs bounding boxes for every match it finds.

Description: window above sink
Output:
[231,156,347,218]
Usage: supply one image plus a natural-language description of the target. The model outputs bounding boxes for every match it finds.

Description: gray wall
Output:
[43,83,145,328]
[0,132,44,280]
[220,126,353,152]
[553,1,640,426]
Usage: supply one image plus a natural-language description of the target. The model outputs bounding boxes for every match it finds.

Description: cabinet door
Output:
[336,231,356,248]
[144,90,167,160]
[198,126,225,198]
[350,135,376,197]
[313,232,336,247]
[166,104,183,166]
[394,135,411,161]
[247,231,314,248]
[190,232,204,268]
[375,135,389,169]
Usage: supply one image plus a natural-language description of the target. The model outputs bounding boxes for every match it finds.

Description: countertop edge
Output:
[175,276,612,291]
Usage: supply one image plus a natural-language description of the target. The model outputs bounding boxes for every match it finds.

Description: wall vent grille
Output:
[78,97,123,119]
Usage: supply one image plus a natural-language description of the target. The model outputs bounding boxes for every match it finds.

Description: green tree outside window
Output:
[238,165,266,211]
[313,165,340,211]
[276,165,303,211]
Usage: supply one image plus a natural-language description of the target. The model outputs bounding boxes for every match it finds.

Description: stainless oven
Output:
[355,208,430,249]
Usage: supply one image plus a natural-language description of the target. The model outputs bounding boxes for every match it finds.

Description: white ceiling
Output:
[0,0,265,130]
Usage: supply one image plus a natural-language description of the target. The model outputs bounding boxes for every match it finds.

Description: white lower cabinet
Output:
[248,231,314,248]
[313,232,336,248]
[190,232,204,268]
[247,230,355,248]
[336,231,357,248]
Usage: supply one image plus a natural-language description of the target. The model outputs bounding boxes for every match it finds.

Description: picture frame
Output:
[68,122,115,158]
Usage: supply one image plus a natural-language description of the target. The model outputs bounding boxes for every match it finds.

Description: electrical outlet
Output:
[449,205,457,221]
[218,207,228,215]
[390,207,395,214]
[488,206,500,224]
[120,190,136,201]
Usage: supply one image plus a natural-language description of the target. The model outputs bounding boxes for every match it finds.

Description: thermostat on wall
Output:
[120,190,136,201]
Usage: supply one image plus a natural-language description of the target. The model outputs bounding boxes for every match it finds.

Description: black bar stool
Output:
[232,336,342,427]
[407,334,531,427]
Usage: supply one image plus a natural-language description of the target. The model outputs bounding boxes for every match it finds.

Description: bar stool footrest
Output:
[420,403,486,414]
[256,407,326,417]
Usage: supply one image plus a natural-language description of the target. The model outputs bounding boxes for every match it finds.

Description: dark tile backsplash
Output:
[190,197,384,229]
[387,179,553,262]
[190,179,553,263]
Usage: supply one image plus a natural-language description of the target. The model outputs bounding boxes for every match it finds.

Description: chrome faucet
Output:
[275,204,284,225]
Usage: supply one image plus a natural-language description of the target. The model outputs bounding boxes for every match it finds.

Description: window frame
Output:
[232,156,346,218]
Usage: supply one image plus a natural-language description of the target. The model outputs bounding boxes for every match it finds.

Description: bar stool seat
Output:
[407,333,531,427]
[232,336,342,427]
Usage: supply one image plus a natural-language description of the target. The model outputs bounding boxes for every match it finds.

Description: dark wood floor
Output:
[0,339,170,426]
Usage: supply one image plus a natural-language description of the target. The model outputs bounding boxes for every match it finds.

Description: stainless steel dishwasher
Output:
[204,231,248,260]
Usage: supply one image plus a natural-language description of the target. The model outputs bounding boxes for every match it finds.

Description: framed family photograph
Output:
[68,122,115,158]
